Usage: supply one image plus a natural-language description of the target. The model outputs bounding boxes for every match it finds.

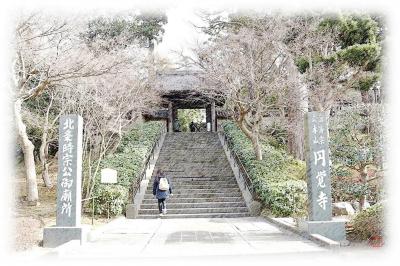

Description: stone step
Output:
[139,207,249,215]
[157,161,227,164]
[159,153,222,157]
[143,192,242,199]
[146,182,237,187]
[161,145,221,149]
[154,180,237,186]
[136,132,249,218]
[160,150,221,152]
[158,151,224,154]
[157,155,224,159]
[141,197,244,204]
[161,143,221,146]
[140,202,247,209]
[155,163,231,167]
[162,137,220,140]
[160,143,222,147]
[162,140,220,143]
[160,173,233,178]
[163,138,219,142]
[155,166,231,171]
[147,179,239,187]
[155,169,232,175]
[167,176,237,181]
[137,212,251,219]
[160,147,222,151]
[156,159,229,163]
[145,188,241,194]
[146,184,240,190]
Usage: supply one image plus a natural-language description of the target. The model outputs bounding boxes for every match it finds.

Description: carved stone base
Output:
[299,220,346,242]
[43,226,87,248]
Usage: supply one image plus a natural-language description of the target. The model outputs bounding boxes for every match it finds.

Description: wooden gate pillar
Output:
[168,102,173,132]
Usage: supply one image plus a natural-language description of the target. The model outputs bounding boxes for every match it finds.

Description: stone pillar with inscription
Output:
[168,102,173,133]
[211,101,216,132]
[299,112,347,243]
[43,115,87,247]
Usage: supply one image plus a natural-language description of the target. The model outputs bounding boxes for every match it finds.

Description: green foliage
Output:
[337,43,380,67]
[316,15,382,93]
[177,109,205,132]
[330,104,385,203]
[90,121,163,216]
[352,73,380,91]
[92,184,129,216]
[319,15,379,48]
[82,12,167,51]
[223,121,307,217]
[295,57,309,74]
[337,15,379,48]
[295,54,341,74]
[202,13,259,39]
[262,131,287,151]
[351,203,384,240]
[135,12,168,44]
[332,179,371,202]
[321,54,338,65]
[330,105,383,173]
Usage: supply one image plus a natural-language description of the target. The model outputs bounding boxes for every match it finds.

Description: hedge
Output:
[90,121,163,216]
[222,121,307,217]
[351,203,384,240]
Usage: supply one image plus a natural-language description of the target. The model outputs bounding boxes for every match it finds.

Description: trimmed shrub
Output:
[90,121,163,216]
[92,184,129,216]
[337,43,380,67]
[351,203,384,240]
[223,121,307,217]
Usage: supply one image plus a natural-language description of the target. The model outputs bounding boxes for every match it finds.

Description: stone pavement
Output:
[46,216,328,259]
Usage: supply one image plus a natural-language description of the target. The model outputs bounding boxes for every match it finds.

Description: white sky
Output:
[154,6,208,64]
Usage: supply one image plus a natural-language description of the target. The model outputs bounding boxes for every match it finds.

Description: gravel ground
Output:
[12,161,109,252]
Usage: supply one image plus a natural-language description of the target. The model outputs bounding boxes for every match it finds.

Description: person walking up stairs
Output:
[152,169,173,216]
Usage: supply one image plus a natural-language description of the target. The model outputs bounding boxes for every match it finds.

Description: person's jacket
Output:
[152,176,172,199]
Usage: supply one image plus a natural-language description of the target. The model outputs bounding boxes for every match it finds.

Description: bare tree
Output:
[191,18,299,160]
[13,13,133,204]
[53,59,159,200]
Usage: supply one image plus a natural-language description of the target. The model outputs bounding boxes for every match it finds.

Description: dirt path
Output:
[13,161,108,251]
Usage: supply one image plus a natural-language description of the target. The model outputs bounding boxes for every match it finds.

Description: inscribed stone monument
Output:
[299,112,347,243]
[305,111,332,221]
[43,115,86,247]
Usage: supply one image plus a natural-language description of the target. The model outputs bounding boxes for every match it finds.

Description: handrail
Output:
[219,131,257,200]
[131,125,166,202]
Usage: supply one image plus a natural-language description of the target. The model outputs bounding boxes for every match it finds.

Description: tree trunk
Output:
[236,111,263,160]
[361,90,371,103]
[148,39,156,89]
[252,117,263,161]
[359,195,366,211]
[286,58,307,160]
[39,93,54,188]
[359,170,368,210]
[14,98,39,204]
[251,134,263,161]
[39,133,52,188]
[287,130,304,160]
[287,105,305,160]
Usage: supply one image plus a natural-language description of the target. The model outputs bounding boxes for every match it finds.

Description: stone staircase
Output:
[137,132,251,218]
